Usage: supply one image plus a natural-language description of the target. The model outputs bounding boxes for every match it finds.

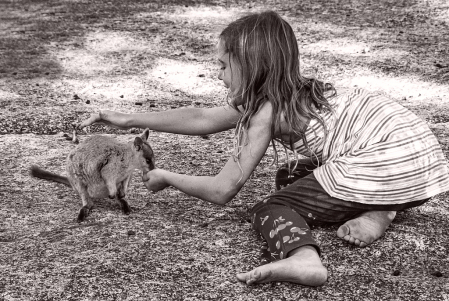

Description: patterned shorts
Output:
[250,158,429,264]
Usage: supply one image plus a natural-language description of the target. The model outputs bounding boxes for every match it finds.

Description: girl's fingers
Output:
[78,112,102,129]
[142,170,151,182]
[78,111,126,130]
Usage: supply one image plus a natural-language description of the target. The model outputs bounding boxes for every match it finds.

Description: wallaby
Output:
[30,129,155,222]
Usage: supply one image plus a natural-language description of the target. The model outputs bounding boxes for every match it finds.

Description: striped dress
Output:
[292,88,449,205]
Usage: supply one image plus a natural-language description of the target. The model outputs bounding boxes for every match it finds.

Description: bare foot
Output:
[236,246,327,286]
[336,211,396,247]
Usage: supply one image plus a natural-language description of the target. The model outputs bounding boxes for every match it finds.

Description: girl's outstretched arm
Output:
[79,106,241,136]
[143,102,273,205]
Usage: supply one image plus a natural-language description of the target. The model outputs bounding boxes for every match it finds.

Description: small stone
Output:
[135,102,143,106]
[73,94,80,100]
[431,270,443,277]
[392,270,401,276]
[120,95,124,98]
[198,74,205,77]
[149,104,156,108]
[127,230,136,236]
[85,99,90,104]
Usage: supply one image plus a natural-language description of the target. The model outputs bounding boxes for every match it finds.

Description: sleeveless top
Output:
[291,88,449,204]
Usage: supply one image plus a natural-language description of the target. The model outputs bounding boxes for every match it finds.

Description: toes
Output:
[247,269,261,285]
[237,269,264,286]
[337,224,350,238]
[236,272,248,283]
[343,236,368,247]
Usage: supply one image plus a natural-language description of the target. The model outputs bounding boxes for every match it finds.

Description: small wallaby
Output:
[30,129,155,222]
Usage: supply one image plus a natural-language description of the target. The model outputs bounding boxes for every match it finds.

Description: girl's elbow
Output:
[213,185,239,206]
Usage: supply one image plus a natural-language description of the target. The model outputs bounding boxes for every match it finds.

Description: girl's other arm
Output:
[79,105,241,136]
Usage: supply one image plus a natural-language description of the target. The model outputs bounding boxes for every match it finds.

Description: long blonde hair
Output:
[219,11,335,164]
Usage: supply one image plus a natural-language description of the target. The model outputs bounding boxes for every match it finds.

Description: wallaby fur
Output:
[30,129,155,222]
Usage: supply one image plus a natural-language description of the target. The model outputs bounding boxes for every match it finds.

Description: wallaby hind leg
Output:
[76,184,94,222]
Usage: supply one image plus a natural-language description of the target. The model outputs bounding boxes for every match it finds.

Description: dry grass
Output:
[1,0,448,300]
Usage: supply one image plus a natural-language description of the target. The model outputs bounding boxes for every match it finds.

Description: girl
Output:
[79,11,449,286]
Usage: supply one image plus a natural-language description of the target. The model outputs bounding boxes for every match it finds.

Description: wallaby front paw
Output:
[118,190,126,199]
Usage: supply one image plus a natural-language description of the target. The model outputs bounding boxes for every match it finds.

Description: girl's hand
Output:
[78,110,131,130]
[142,169,170,192]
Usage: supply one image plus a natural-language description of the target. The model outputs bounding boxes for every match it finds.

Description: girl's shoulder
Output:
[243,101,275,130]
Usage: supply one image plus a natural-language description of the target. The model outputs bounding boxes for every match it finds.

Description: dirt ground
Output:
[1,0,448,300]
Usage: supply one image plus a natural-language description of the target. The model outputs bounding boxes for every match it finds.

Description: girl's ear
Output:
[141,128,150,141]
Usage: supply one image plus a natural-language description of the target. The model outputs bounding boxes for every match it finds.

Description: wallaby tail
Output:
[30,165,71,187]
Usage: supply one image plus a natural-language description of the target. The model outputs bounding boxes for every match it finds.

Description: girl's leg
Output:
[236,201,327,286]
[274,161,430,247]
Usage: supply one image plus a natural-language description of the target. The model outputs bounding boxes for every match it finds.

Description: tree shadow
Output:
[0,0,220,80]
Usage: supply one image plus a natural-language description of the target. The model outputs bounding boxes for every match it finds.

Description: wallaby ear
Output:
[141,128,150,141]
[134,137,143,151]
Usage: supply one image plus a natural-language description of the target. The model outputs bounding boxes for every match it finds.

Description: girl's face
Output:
[217,39,241,96]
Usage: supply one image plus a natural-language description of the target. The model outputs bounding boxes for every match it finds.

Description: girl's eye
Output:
[220,67,226,70]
